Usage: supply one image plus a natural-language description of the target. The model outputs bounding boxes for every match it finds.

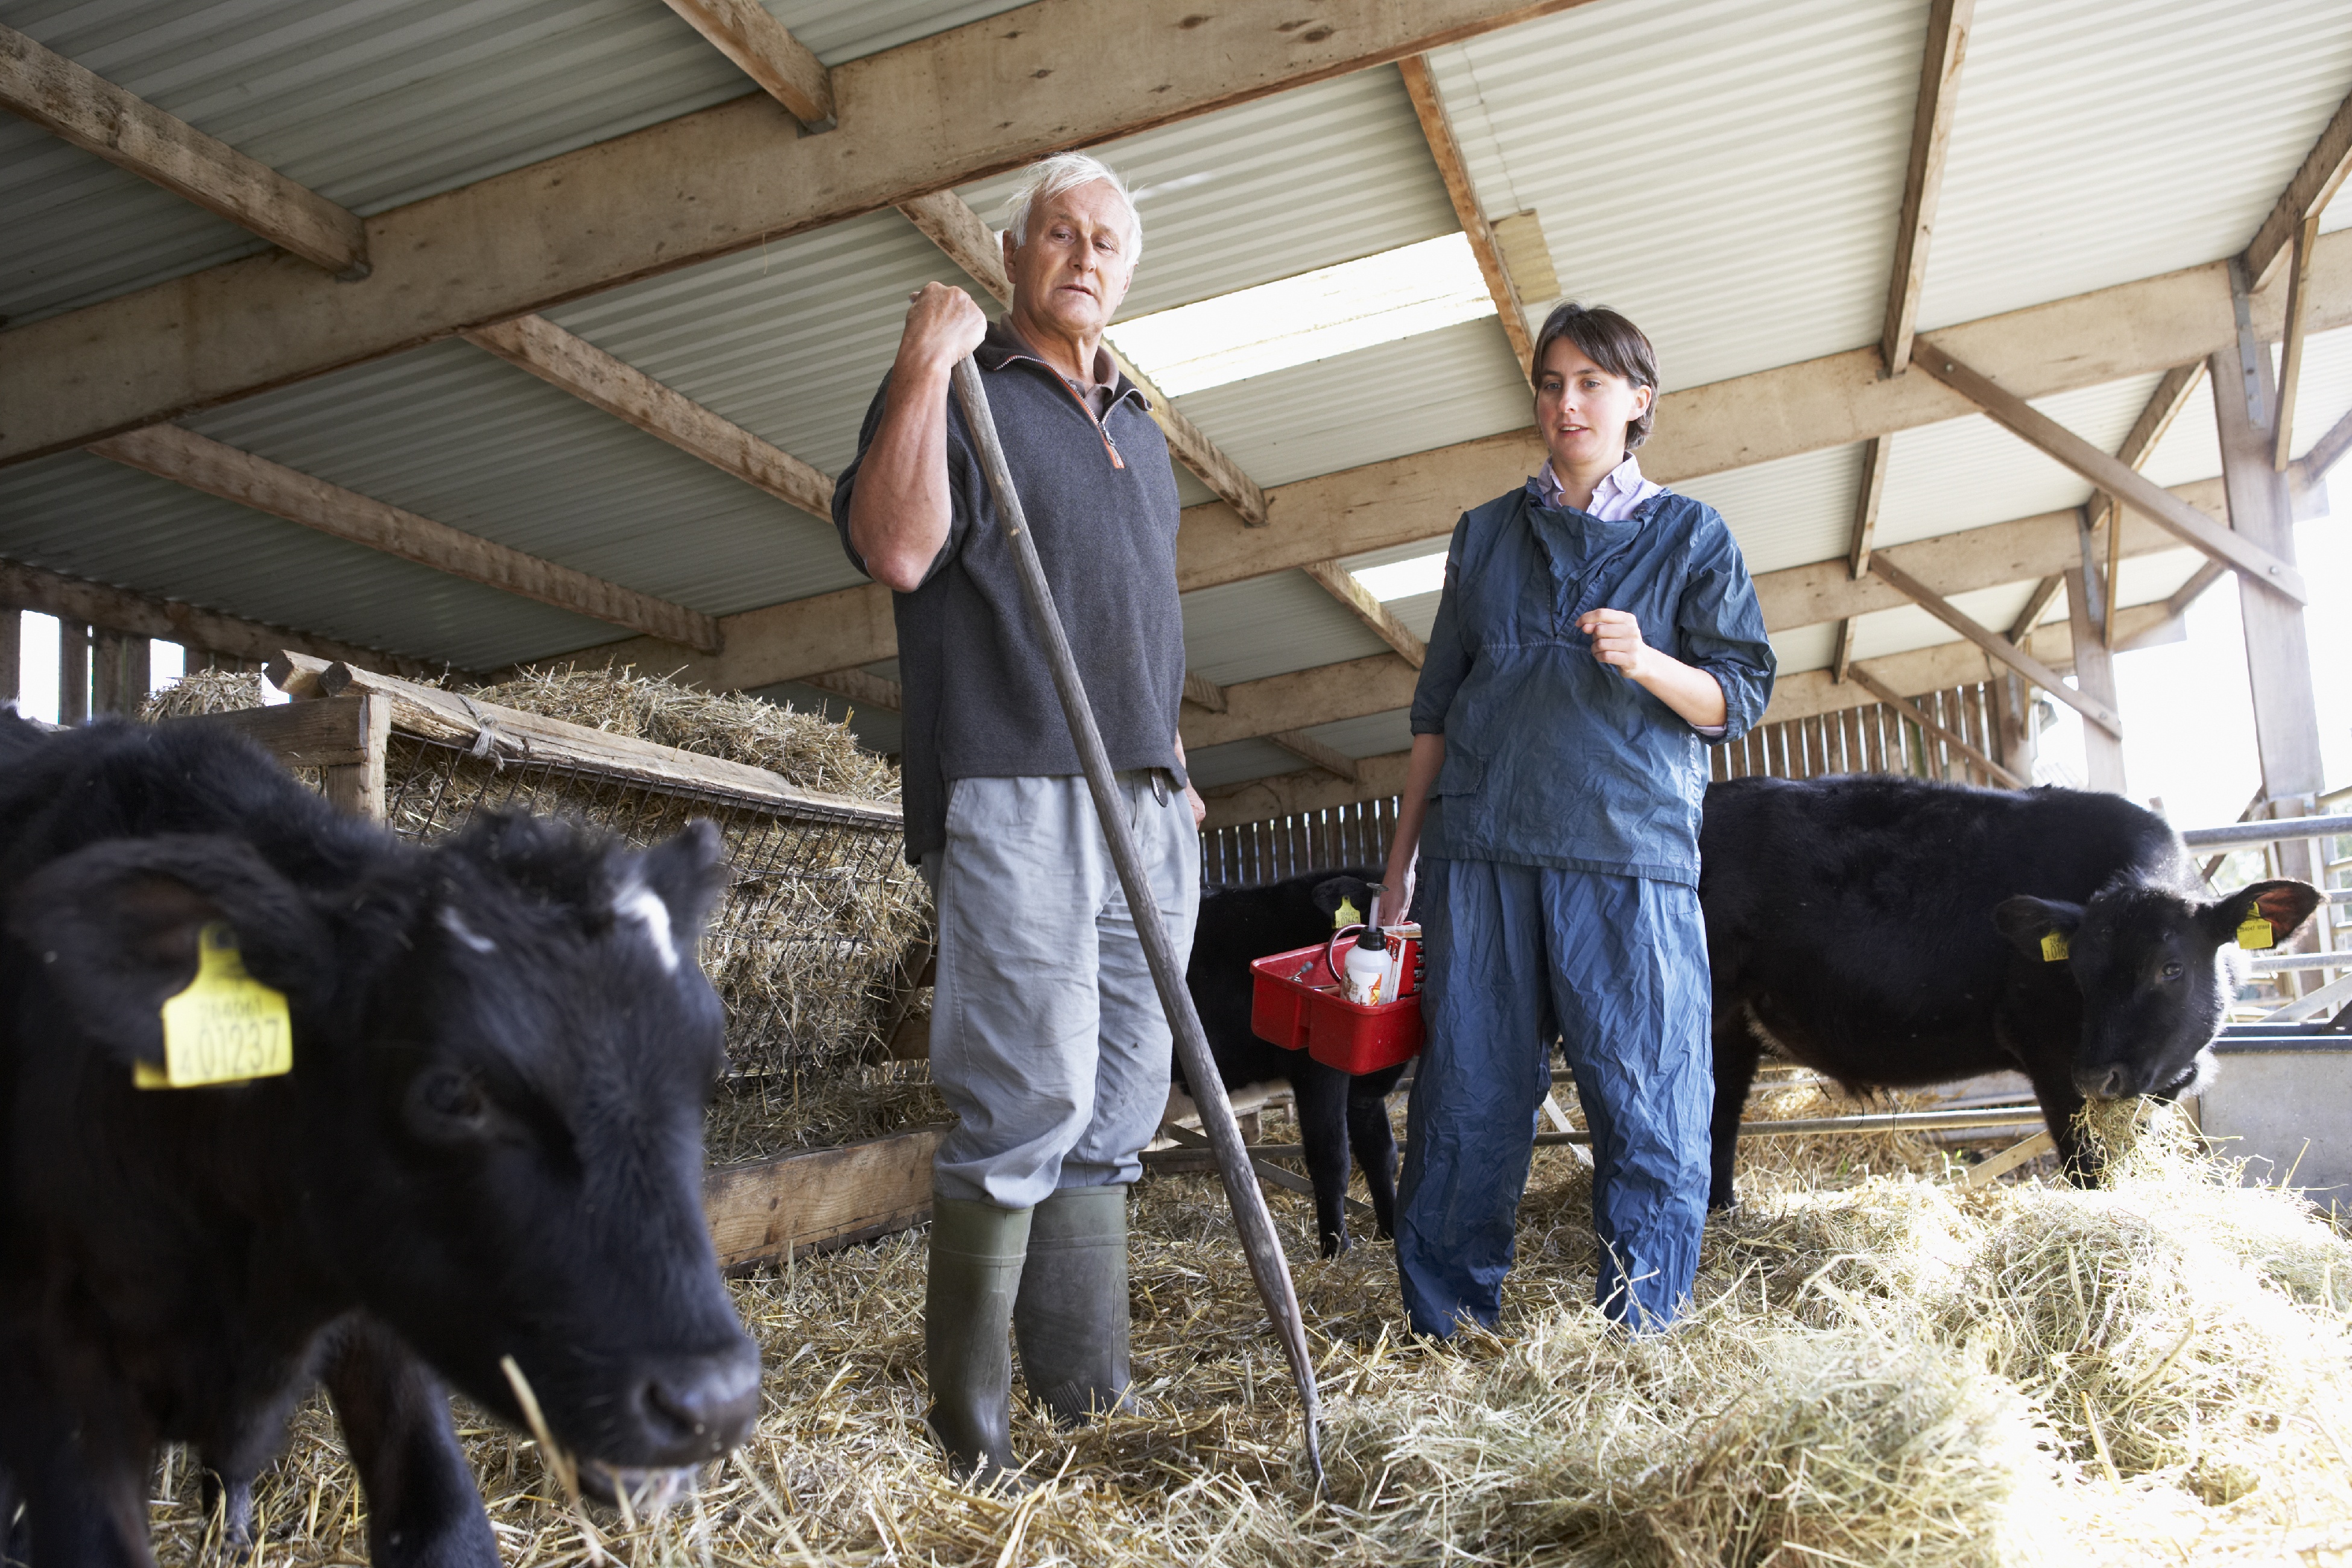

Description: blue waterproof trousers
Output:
[1396,858,1712,1334]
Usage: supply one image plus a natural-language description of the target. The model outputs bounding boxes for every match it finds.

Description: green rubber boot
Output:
[925,1196,1032,1486]
[1013,1184,1137,1426]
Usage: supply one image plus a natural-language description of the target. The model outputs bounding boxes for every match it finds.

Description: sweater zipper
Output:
[1057,376,1126,469]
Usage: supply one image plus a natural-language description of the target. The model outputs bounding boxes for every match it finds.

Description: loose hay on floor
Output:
[147,1101,2352,1567]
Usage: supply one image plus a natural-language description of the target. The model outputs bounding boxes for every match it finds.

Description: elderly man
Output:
[832,152,1203,1484]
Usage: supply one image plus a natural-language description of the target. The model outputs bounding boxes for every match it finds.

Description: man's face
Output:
[1004,179,1137,341]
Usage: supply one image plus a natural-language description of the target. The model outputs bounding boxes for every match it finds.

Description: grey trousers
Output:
[922,772,1200,1209]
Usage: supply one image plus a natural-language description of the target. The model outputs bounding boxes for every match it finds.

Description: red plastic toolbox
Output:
[1248,935,1424,1075]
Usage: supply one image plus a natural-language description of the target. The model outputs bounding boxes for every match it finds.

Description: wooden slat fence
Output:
[1206,682,2014,887]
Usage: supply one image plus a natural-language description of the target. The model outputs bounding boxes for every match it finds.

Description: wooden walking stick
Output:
[949,355,1324,1483]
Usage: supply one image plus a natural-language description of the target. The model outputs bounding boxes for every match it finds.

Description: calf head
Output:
[17,811,759,1473]
[1996,878,2322,1101]
[1309,874,1381,929]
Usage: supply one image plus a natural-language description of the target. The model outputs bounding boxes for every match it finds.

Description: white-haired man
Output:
[832,153,1203,1485]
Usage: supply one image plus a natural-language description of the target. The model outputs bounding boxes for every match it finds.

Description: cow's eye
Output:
[2160,961,2184,980]
[408,1067,490,1137]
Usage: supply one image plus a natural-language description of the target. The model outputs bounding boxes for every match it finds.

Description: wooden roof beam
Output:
[1398,54,1536,382]
[660,0,832,126]
[0,22,367,279]
[1298,560,1427,668]
[1266,730,1359,783]
[1880,0,1975,376]
[798,666,900,712]
[87,425,721,651]
[2272,214,2321,472]
[1831,434,1891,681]
[896,189,1272,527]
[461,314,833,516]
[2243,83,2352,291]
[1912,341,2307,602]
[1867,555,2122,736]
[0,554,444,677]
[1182,672,1228,713]
[2295,402,2352,488]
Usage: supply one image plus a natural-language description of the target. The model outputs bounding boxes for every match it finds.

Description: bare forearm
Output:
[1379,732,1445,924]
[846,364,954,592]
[1631,652,1728,729]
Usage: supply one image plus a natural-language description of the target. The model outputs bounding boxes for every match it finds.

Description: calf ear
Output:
[2205,879,2323,948]
[1994,895,2084,959]
[5,836,322,1072]
[628,820,729,955]
[1310,876,1376,920]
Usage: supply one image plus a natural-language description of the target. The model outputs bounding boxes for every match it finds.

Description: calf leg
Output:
[1289,1062,1356,1257]
[1345,1066,1404,1241]
[318,1317,498,1568]
[2023,1066,2094,1185]
[0,1347,154,1568]
[1708,1007,1763,1211]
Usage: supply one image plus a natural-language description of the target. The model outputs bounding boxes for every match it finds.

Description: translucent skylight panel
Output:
[1108,233,1492,396]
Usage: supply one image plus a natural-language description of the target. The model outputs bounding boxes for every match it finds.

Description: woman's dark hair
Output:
[1531,303,1660,449]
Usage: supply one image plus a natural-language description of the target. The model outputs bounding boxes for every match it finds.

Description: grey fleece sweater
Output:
[833,320,1187,864]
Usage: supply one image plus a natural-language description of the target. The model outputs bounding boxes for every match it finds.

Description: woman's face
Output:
[1536,339,1652,474]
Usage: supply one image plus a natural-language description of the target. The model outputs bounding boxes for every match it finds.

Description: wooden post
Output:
[0,607,18,706]
[2064,564,2125,793]
[90,628,122,715]
[1993,671,2037,783]
[320,694,391,821]
[57,618,88,724]
[2208,271,2325,885]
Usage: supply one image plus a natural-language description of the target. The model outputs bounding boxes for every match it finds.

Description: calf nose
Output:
[637,1345,761,1461]
[2075,1063,2126,1100]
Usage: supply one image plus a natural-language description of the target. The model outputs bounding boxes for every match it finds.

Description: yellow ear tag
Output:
[1334,896,1362,930]
[2040,930,2070,963]
[134,923,294,1090]
[2236,914,2276,951]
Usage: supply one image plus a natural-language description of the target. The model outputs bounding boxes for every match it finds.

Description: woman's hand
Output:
[1577,607,1652,678]
[1578,605,1728,729]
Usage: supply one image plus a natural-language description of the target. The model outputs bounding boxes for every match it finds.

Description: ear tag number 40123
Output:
[2040,930,2070,963]
[2237,914,2276,952]
[134,922,294,1090]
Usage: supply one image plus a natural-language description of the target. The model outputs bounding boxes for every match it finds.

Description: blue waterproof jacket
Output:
[1409,484,1775,887]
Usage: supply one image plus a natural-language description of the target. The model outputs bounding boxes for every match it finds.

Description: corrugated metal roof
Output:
[1187,736,1304,791]
[1675,443,1865,578]
[0,0,754,324]
[953,65,1461,321]
[1181,572,1390,688]
[179,338,859,619]
[1298,706,1413,760]
[1872,376,2163,551]
[1918,0,2352,333]
[1172,318,1528,490]
[0,448,604,668]
[2143,324,2352,488]
[1423,0,1926,393]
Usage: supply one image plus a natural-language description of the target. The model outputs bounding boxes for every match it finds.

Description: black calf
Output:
[1699,774,2319,1208]
[1181,868,1406,1257]
[0,714,758,1567]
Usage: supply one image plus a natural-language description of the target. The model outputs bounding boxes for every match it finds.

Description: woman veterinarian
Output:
[1374,303,1774,1335]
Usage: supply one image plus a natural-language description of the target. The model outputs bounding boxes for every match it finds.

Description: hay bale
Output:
[139,668,270,720]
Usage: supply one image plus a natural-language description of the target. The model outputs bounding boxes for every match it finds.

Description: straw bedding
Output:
[131,1093,2351,1567]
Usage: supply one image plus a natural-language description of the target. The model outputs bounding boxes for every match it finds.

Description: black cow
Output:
[1699,774,2321,1209]
[1178,868,1406,1257]
[0,713,759,1567]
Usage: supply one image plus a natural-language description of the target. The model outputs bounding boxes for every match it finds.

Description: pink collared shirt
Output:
[1532,452,1663,520]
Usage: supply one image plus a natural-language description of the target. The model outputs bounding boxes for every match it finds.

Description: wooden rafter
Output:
[2006,574,2065,642]
[1298,560,1427,668]
[896,188,1272,528]
[1266,730,1359,783]
[461,314,833,517]
[2164,558,2229,622]
[799,666,900,712]
[1845,663,2023,788]
[0,554,444,676]
[1832,434,1891,680]
[1912,341,2308,604]
[1182,672,1229,713]
[2274,214,2321,472]
[660,0,832,125]
[87,425,721,652]
[0,22,367,278]
[2296,403,2352,486]
[1397,54,1535,381]
[2243,83,2352,291]
[1880,0,1975,376]
[1867,555,2122,736]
